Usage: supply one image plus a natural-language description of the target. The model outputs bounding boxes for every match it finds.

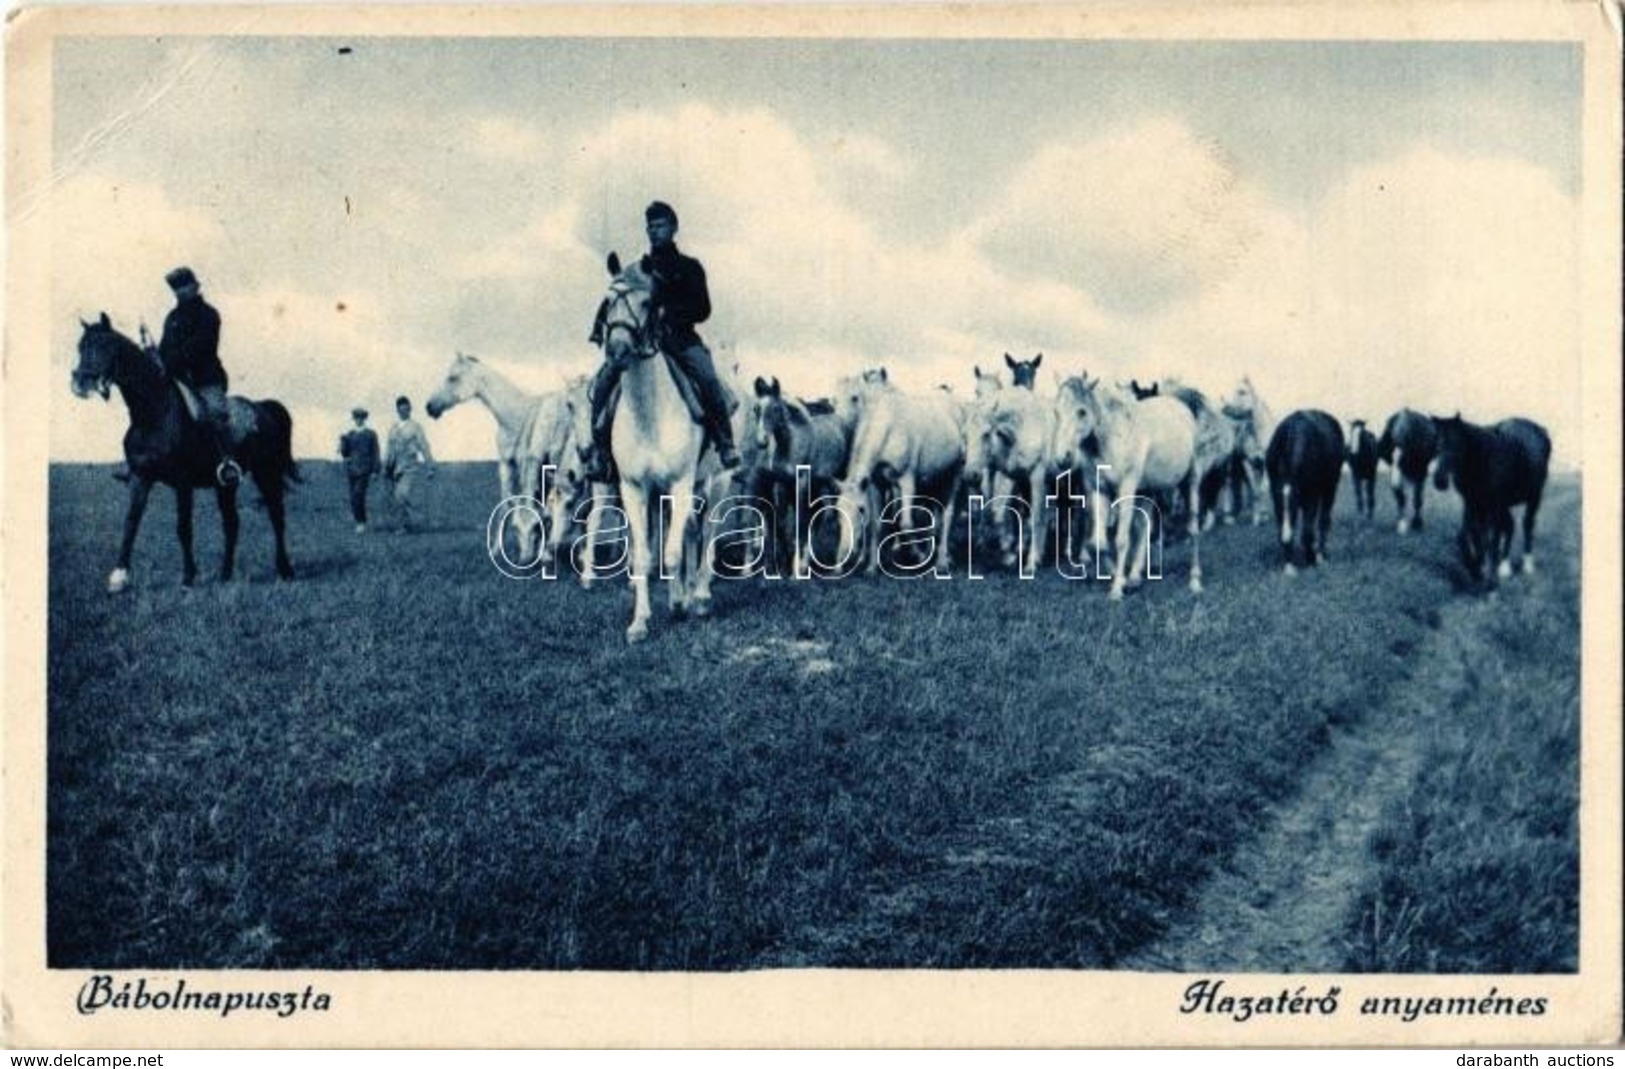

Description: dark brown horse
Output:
[1345,418,1379,520]
[1377,408,1438,534]
[72,314,297,591]
[1432,414,1551,591]
[1266,409,1344,573]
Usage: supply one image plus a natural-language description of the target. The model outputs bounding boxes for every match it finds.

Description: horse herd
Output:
[72,258,1554,643]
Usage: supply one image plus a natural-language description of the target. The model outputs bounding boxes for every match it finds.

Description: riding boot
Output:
[581,360,623,483]
[675,344,740,470]
[700,385,740,470]
[709,415,741,470]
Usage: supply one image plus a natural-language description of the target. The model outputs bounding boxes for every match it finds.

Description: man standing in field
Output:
[383,395,436,533]
[339,406,382,533]
[580,200,740,482]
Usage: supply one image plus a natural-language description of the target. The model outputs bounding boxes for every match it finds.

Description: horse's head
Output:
[426,351,483,419]
[1051,373,1101,470]
[1005,352,1042,390]
[1432,413,1466,491]
[833,368,886,427]
[964,398,1016,487]
[72,313,127,400]
[600,252,657,364]
[1346,419,1367,456]
[751,376,786,456]
[972,365,1003,399]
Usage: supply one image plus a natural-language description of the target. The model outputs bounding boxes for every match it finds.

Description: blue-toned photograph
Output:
[40,29,1587,981]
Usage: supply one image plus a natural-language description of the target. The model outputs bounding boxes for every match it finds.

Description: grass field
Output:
[44,460,1581,971]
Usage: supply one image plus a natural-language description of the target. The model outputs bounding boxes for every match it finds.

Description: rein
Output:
[602,283,659,363]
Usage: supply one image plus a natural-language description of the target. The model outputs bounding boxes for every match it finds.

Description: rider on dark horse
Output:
[159,266,242,487]
[580,200,741,482]
[118,266,241,486]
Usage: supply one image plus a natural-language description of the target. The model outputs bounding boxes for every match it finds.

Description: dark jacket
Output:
[159,295,226,388]
[340,428,382,478]
[643,244,710,351]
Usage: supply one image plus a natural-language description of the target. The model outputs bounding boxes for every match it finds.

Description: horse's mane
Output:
[780,395,816,426]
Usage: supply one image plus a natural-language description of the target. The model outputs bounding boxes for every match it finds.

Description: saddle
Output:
[172,379,259,447]
[601,352,738,455]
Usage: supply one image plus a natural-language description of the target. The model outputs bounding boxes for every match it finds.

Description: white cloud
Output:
[1137,146,1580,465]
[471,116,546,163]
[965,117,1268,314]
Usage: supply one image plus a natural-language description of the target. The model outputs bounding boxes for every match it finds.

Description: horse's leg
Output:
[1282,483,1302,576]
[176,484,198,587]
[1393,467,1410,533]
[1458,517,1483,586]
[262,482,293,580]
[514,461,538,563]
[1522,493,1543,575]
[216,483,241,582]
[621,482,653,643]
[994,471,1018,569]
[1411,477,1426,532]
[934,473,960,577]
[864,482,883,576]
[1317,496,1335,565]
[690,484,719,617]
[1186,474,1204,592]
[578,483,608,588]
[791,478,812,579]
[1494,507,1515,581]
[1108,476,1138,601]
[1026,467,1048,576]
[663,477,697,618]
[108,476,154,593]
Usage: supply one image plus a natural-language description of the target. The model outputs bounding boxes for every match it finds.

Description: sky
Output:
[45,35,1585,464]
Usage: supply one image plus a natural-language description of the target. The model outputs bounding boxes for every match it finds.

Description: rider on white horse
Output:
[580,200,741,482]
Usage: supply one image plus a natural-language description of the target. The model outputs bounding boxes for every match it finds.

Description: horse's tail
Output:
[258,400,302,488]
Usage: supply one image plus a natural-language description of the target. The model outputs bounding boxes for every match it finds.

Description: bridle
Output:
[601,280,659,362]
[73,329,121,400]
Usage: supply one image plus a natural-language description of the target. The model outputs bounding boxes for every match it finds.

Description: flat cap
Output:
[165,266,199,291]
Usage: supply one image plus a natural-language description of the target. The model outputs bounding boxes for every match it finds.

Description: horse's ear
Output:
[769,376,781,396]
[99,312,111,328]
[607,251,622,277]
[754,376,771,397]
[1033,353,1043,368]
[878,367,889,383]
[1004,353,1017,370]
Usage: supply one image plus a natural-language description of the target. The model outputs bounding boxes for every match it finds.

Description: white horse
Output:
[510,386,575,564]
[749,376,854,576]
[1053,374,1221,599]
[426,351,541,503]
[964,387,1055,573]
[835,370,966,576]
[598,253,733,641]
[551,375,619,586]
[1220,375,1276,525]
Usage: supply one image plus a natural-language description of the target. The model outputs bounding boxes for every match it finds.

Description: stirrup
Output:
[216,458,243,486]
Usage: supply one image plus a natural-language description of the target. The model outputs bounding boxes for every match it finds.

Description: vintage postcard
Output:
[4,1,1621,1049]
